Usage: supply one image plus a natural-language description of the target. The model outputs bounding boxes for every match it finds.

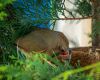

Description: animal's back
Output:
[16,29,69,54]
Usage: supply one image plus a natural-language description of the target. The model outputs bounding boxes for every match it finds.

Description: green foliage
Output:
[52,62,100,80]
[90,21,100,44]
[0,18,36,63]
[0,0,15,20]
[0,0,15,7]
[75,0,92,17]
[0,53,73,80]
[0,11,7,20]
[0,53,100,80]
[0,20,17,63]
[93,22,100,36]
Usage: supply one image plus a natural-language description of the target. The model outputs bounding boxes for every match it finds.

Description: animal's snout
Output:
[59,48,72,61]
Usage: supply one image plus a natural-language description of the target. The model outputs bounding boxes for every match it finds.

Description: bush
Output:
[0,53,100,80]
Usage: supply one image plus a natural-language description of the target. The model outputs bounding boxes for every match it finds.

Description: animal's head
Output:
[55,48,72,62]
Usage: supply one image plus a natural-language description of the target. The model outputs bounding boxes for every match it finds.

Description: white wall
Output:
[54,19,92,48]
[53,0,92,48]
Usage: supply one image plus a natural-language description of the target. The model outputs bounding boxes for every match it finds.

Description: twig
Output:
[41,57,57,68]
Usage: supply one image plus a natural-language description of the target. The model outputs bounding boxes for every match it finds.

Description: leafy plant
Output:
[0,52,100,80]
[0,53,73,80]
[52,62,100,80]
[0,0,15,20]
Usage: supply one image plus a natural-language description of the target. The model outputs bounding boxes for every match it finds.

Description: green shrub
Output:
[0,53,100,80]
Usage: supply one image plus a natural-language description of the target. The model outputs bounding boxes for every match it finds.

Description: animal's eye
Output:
[61,50,64,52]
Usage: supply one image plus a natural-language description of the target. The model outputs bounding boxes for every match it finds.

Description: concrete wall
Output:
[54,19,92,48]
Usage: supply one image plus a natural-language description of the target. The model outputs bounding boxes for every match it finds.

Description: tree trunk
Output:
[92,0,100,47]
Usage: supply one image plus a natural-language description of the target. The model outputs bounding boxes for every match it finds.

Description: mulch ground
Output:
[69,46,100,67]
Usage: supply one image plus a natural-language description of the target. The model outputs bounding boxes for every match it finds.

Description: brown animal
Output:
[16,29,69,59]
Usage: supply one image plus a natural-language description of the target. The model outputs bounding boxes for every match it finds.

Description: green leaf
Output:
[0,11,7,20]
[0,65,7,72]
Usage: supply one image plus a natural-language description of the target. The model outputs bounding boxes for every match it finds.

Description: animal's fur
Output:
[16,29,69,56]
